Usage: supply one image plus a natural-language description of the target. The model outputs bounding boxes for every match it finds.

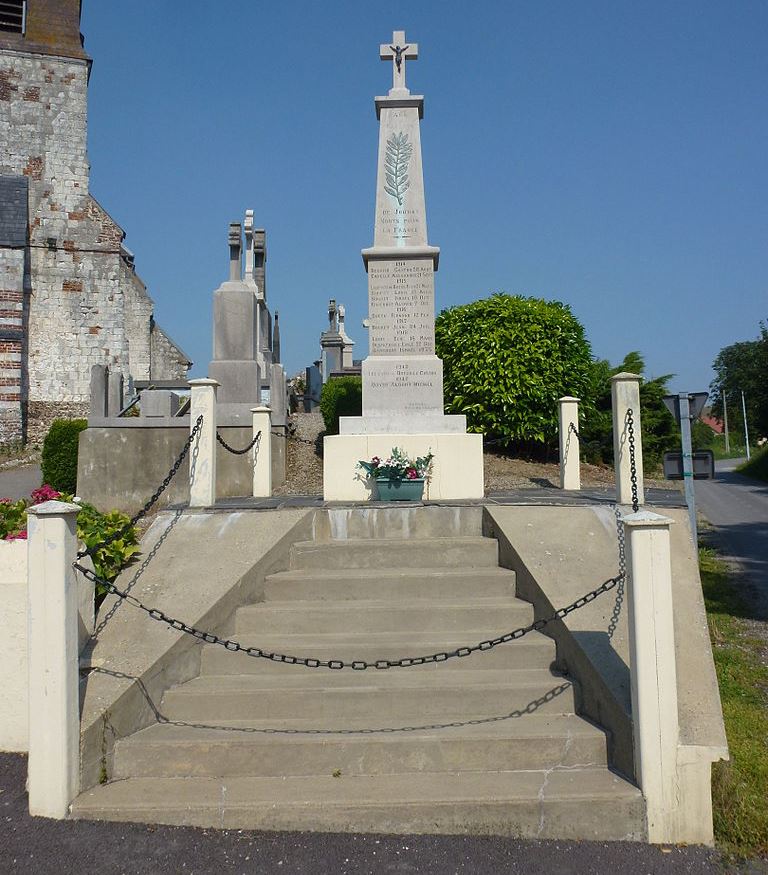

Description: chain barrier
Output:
[625,408,640,513]
[216,430,261,455]
[562,421,580,466]
[76,415,203,560]
[607,504,627,639]
[271,429,319,446]
[73,559,620,670]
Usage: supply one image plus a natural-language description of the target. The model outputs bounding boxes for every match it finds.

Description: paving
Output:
[2,752,750,875]
[0,463,41,501]
[695,458,768,618]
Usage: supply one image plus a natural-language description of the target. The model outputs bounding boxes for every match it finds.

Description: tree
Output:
[709,323,768,438]
[579,352,678,471]
[434,293,594,451]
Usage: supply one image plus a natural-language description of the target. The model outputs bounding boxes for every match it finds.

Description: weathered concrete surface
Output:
[1,751,735,875]
[77,426,286,513]
[485,504,728,844]
[0,540,28,751]
[78,508,313,790]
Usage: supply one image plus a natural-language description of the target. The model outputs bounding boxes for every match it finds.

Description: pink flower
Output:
[0,498,10,504]
[30,485,61,505]
[371,456,380,466]
[6,530,27,540]
[406,468,418,480]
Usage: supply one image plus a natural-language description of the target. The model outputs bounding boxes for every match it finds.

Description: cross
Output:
[380,30,418,93]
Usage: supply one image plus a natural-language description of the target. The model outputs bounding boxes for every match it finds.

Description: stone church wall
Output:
[0,27,190,445]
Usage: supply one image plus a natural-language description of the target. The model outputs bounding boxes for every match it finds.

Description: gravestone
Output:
[323,31,484,500]
[207,220,261,422]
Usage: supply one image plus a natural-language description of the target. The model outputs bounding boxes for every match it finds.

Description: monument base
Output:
[323,432,484,501]
[339,413,466,435]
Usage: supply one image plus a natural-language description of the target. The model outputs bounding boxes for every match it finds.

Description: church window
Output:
[0,0,25,34]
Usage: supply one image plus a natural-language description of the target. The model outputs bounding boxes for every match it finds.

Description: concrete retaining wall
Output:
[77,425,287,514]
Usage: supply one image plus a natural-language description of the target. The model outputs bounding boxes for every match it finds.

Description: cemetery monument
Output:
[323,31,484,500]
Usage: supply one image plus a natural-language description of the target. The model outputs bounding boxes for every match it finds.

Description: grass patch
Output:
[737,445,768,482]
[700,547,768,855]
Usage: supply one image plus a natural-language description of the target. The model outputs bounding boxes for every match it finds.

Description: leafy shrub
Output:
[0,498,27,540]
[320,376,362,435]
[435,293,594,449]
[0,484,138,587]
[738,445,768,483]
[579,352,678,471]
[41,418,88,493]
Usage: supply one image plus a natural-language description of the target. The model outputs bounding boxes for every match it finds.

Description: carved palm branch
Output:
[384,131,413,206]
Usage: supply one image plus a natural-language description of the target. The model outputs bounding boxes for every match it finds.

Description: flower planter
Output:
[375,478,425,502]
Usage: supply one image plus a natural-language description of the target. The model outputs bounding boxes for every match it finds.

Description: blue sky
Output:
[81,1,767,395]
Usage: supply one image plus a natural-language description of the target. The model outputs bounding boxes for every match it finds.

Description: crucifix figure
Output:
[379,30,418,92]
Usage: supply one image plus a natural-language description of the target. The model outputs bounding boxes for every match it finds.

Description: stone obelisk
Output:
[340,30,464,436]
[323,31,484,500]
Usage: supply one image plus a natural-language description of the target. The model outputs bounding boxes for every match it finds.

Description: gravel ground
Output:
[3,752,761,875]
[276,413,673,496]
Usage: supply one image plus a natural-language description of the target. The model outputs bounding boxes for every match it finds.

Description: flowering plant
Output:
[357,447,434,482]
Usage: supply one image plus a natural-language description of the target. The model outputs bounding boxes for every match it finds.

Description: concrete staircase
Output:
[72,507,645,838]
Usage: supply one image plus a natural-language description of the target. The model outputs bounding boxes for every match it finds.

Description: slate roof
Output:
[0,176,28,247]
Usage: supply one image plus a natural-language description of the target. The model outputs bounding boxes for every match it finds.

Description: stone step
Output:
[200,629,555,675]
[111,715,609,779]
[233,598,533,635]
[160,672,575,722]
[313,506,484,541]
[71,769,645,839]
[264,566,517,602]
[289,538,499,571]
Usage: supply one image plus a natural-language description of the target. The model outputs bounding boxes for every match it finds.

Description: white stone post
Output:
[188,378,219,507]
[251,405,272,498]
[558,396,581,490]
[611,372,644,506]
[26,499,82,819]
[622,510,679,843]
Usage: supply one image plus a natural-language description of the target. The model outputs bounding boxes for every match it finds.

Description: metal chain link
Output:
[625,408,640,513]
[76,415,203,560]
[216,430,261,455]
[562,421,580,466]
[607,504,627,640]
[73,560,620,670]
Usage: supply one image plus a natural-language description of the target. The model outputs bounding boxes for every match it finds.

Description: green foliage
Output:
[710,323,768,438]
[41,418,88,493]
[72,500,139,583]
[691,419,717,450]
[579,352,678,471]
[737,445,768,483]
[0,498,27,539]
[435,294,594,449]
[320,376,362,435]
[357,447,434,481]
[701,547,768,854]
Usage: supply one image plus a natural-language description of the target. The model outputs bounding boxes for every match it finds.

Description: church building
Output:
[0,0,190,445]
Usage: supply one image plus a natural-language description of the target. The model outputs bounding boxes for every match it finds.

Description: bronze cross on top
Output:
[379,30,418,92]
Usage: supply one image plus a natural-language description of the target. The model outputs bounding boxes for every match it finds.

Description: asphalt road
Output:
[0,463,41,501]
[695,458,768,618]
[0,753,744,875]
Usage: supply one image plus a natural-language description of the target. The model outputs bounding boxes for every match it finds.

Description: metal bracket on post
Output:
[251,406,272,498]
[26,499,82,819]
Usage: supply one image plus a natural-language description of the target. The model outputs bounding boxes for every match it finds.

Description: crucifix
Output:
[380,30,418,92]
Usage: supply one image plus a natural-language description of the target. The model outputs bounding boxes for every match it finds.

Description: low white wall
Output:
[0,540,29,752]
[0,540,94,753]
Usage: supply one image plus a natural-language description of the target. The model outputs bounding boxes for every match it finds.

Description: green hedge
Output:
[320,376,362,435]
[41,418,88,493]
[738,445,768,482]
